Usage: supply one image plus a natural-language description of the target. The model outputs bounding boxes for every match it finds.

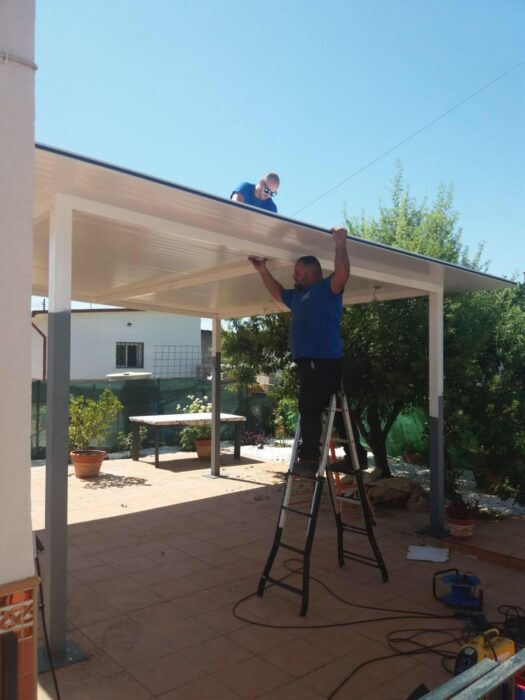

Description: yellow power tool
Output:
[454,628,515,675]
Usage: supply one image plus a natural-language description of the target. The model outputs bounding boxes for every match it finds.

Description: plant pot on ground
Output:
[446,493,480,539]
[177,394,213,459]
[69,388,122,478]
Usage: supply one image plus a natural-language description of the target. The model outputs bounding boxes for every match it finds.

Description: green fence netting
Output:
[31,378,272,459]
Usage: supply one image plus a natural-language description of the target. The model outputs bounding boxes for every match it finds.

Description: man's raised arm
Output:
[248,256,284,303]
[330,227,350,294]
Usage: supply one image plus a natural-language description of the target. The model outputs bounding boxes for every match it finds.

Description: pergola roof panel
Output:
[33,144,514,315]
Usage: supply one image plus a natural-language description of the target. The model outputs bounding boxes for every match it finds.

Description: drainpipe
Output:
[32,322,47,380]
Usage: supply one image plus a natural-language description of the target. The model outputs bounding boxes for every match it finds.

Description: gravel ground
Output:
[236,440,525,517]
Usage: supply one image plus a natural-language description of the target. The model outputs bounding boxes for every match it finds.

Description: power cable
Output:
[292,58,525,217]
[232,560,523,699]
[35,536,61,700]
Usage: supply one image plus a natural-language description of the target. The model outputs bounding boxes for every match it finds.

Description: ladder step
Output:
[278,542,307,556]
[265,576,303,596]
[330,437,349,444]
[282,505,313,518]
[341,524,368,536]
[342,551,382,568]
[335,493,360,502]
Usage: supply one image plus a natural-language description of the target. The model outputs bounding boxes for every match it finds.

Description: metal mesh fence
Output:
[152,344,212,378]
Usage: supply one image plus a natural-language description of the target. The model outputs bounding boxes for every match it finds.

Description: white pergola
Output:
[34,143,514,663]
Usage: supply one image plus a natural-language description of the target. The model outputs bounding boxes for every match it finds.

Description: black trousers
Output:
[297,358,345,460]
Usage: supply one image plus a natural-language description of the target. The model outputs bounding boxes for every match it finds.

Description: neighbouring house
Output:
[31,308,210,380]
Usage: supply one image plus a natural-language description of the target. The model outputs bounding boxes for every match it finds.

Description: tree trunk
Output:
[365,406,392,477]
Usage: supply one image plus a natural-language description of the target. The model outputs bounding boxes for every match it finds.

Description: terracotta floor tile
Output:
[53,670,152,700]
[214,656,293,699]
[227,622,294,654]
[128,600,193,627]
[30,454,525,700]
[68,563,121,584]
[112,555,157,574]
[149,574,203,600]
[257,677,325,699]
[127,651,205,695]
[182,635,253,673]
[157,674,242,699]
[129,565,179,586]
[261,636,336,677]
[196,605,248,634]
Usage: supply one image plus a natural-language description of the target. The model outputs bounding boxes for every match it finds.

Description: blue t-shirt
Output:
[231,181,277,213]
[281,276,343,359]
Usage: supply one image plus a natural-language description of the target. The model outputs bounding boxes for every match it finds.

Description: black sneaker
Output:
[292,458,319,478]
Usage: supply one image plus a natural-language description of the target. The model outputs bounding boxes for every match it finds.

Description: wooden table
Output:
[129,412,246,468]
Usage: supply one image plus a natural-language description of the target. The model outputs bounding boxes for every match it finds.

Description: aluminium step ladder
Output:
[257,391,388,616]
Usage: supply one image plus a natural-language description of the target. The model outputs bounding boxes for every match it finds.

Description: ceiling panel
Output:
[33,145,514,316]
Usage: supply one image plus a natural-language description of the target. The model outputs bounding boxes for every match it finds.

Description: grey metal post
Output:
[428,290,445,535]
[42,196,88,669]
[211,317,221,477]
[44,196,72,661]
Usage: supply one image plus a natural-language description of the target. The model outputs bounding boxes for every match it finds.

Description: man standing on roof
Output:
[231,173,280,213]
[249,227,350,476]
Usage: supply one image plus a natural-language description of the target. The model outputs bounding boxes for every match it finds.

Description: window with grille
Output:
[116,342,144,368]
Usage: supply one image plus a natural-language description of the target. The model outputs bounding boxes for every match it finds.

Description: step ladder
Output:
[257,391,388,616]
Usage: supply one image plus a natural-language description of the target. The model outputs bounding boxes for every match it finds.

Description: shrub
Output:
[69,388,122,451]
[115,426,148,454]
[446,493,480,519]
[176,394,213,451]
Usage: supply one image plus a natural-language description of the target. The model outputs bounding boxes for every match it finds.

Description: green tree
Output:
[222,167,525,496]
[342,167,483,477]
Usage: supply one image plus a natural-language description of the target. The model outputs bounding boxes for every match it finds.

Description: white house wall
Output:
[0,0,35,584]
[32,310,201,380]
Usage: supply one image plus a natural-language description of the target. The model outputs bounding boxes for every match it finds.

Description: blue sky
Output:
[33,0,524,311]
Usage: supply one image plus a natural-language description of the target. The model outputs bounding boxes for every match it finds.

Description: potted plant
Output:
[177,394,213,459]
[69,388,123,478]
[446,493,480,539]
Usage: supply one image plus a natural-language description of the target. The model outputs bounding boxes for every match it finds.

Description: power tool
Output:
[454,628,515,675]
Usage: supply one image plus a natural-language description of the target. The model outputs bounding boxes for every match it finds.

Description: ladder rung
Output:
[265,576,303,596]
[335,493,361,505]
[341,524,367,536]
[342,551,381,568]
[330,437,348,444]
[278,542,307,556]
[282,505,313,518]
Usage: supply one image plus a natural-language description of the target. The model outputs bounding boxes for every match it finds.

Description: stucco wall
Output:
[32,310,201,379]
[0,0,35,583]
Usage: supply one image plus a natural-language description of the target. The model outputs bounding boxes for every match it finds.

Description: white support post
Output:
[211,317,222,477]
[44,194,73,662]
[428,290,445,534]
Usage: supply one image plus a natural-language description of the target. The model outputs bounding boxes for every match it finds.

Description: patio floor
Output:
[32,448,525,699]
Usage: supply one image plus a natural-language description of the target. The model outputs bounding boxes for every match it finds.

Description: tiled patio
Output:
[33,449,525,699]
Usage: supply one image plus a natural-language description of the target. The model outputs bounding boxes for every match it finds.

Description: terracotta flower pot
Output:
[446,517,475,539]
[195,438,212,460]
[70,449,107,478]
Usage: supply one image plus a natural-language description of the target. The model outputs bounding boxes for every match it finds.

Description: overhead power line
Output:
[293,58,525,217]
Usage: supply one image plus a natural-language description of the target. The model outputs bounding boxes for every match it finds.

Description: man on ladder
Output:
[249,226,351,475]
[250,228,387,615]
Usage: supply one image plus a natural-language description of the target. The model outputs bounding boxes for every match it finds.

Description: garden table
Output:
[129,412,246,468]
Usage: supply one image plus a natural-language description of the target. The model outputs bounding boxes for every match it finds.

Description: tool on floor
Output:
[433,568,483,611]
[454,628,515,676]
[257,390,388,616]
